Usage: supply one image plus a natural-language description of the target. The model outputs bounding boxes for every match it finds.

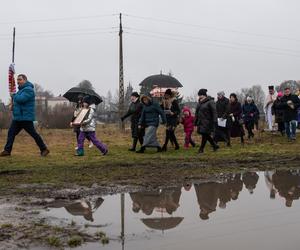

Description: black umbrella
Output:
[141,217,184,231]
[63,87,103,105]
[139,74,183,88]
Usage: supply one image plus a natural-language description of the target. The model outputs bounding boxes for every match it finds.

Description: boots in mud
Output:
[129,138,138,152]
[136,146,146,154]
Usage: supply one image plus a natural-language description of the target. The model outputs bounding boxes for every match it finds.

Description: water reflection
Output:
[44,169,300,250]
[48,197,104,222]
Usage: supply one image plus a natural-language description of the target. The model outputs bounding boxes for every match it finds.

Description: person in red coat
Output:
[181,106,196,148]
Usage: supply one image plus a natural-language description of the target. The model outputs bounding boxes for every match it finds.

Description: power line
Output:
[0,31,117,40]
[125,27,300,54]
[123,13,300,43]
[0,27,118,38]
[125,31,300,58]
[0,13,118,25]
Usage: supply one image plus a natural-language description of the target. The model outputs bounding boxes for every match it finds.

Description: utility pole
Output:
[120,193,125,250]
[119,13,125,131]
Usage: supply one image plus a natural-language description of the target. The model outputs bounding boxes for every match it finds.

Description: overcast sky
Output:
[1,0,300,103]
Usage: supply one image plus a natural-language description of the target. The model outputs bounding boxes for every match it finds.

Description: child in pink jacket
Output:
[181,106,196,148]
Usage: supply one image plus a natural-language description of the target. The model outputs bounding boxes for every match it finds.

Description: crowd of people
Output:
[0,74,299,157]
[122,85,300,155]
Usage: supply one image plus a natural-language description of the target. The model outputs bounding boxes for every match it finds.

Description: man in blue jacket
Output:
[0,74,49,157]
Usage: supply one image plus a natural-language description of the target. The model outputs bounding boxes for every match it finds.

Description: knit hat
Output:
[277,91,283,97]
[198,88,208,96]
[82,95,91,105]
[131,92,140,98]
[268,85,274,90]
[217,91,225,97]
[165,88,173,96]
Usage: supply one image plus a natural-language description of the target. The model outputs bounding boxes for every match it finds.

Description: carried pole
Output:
[12,27,16,63]
[119,13,125,131]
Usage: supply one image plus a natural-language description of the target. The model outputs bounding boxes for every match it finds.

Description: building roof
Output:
[139,74,183,88]
[48,96,69,101]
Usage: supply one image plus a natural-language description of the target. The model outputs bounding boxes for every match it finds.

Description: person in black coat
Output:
[194,89,219,154]
[229,93,245,144]
[242,96,259,139]
[214,91,231,147]
[277,87,300,141]
[161,89,181,151]
[272,92,285,135]
[121,92,145,151]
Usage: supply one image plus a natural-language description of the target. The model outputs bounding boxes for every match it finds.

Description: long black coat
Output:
[229,101,244,137]
[277,94,300,122]
[272,98,284,123]
[122,99,143,138]
[194,97,217,134]
[161,99,180,127]
[216,97,230,119]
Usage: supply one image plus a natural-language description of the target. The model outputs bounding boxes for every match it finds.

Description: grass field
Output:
[0,124,299,193]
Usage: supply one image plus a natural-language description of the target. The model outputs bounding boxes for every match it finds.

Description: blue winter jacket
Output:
[12,81,36,121]
[139,101,167,127]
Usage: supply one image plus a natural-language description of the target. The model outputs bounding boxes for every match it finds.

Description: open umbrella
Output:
[141,217,184,231]
[63,87,103,105]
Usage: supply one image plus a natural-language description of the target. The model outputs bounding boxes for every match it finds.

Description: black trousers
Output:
[163,127,179,148]
[4,121,47,153]
[200,133,217,150]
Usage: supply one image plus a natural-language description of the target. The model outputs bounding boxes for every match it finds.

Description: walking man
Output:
[278,87,300,141]
[0,74,49,157]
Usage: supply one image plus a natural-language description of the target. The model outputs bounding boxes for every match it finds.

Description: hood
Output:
[19,81,34,90]
[182,106,192,116]
[140,94,152,105]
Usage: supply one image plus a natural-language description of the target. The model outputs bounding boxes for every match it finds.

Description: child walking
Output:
[71,95,93,149]
[72,96,108,156]
[181,106,196,148]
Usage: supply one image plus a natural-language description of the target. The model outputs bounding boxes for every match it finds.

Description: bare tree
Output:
[236,85,265,112]
[77,80,94,90]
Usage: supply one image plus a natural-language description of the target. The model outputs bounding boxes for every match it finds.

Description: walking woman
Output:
[121,92,144,151]
[137,93,167,153]
[229,93,245,144]
[194,89,219,154]
[161,89,180,151]
[242,96,259,139]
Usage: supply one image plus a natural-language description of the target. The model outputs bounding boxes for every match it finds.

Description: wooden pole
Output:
[119,13,125,131]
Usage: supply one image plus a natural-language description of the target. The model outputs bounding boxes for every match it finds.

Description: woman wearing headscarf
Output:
[194,89,219,154]
[242,96,259,139]
[161,88,181,151]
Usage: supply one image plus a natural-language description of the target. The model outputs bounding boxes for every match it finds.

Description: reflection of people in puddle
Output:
[264,170,278,199]
[130,187,182,215]
[194,183,219,220]
[195,174,244,220]
[48,198,104,222]
[272,170,300,207]
[227,174,243,200]
[242,172,259,194]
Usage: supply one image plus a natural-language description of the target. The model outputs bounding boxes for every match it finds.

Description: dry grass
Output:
[0,124,299,191]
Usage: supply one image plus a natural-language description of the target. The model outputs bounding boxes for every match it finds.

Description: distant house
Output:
[47,96,71,109]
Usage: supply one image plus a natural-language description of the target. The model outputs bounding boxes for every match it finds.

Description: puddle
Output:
[37,169,300,250]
